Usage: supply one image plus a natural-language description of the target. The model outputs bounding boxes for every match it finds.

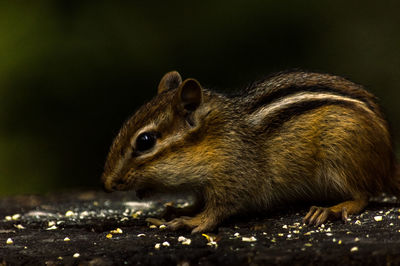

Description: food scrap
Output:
[110,228,123,234]
[242,236,257,242]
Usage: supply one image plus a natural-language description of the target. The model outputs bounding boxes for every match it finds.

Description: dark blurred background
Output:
[0,1,399,195]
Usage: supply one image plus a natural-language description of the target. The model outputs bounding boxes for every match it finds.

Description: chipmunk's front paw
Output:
[303,206,347,226]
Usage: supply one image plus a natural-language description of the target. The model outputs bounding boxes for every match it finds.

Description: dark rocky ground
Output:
[1,191,400,265]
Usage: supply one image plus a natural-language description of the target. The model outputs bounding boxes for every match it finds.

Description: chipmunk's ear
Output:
[176,78,203,112]
[158,71,182,94]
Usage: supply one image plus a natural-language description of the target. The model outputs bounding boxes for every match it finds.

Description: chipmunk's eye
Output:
[135,132,158,153]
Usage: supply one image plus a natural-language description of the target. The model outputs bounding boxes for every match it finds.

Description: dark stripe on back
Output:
[261,98,362,135]
[247,85,375,113]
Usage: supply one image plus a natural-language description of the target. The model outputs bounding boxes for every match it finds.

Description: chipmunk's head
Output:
[102,71,211,198]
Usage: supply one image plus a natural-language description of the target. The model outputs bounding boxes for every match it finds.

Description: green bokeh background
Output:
[0,1,399,195]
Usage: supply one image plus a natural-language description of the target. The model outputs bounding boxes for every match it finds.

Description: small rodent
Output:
[102,70,399,233]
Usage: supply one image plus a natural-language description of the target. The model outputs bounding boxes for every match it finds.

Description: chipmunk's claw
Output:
[303,206,345,226]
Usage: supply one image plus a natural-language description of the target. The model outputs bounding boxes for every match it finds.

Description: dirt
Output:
[0,191,400,265]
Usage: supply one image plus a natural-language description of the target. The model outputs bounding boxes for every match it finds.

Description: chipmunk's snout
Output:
[103,175,130,192]
[102,181,114,193]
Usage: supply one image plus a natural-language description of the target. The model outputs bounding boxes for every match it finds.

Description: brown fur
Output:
[102,71,399,233]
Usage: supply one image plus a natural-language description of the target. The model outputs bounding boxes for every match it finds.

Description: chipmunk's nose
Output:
[101,176,116,193]
[102,181,114,193]
[103,177,128,192]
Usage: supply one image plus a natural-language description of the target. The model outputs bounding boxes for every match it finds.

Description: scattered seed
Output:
[304,243,312,247]
[159,225,167,229]
[132,211,142,219]
[242,236,257,242]
[73,253,80,258]
[326,233,333,236]
[182,239,191,245]
[64,237,71,241]
[282,225,288,229]
[355,220,361,225]
[178,236,187,242]
[14,224,25,230]
[48,221,56,227]
[12,214,21,221]
[178,237,191,245]
[120,217,129,222]
[46,225,58,230]
[354,237,360,242]
[6,238,13,244]
[106,234,113,239]
[207,241,218,247]
[350,246,359,252]
[5,216,12,221]
[234,232,240,237]
[202,233,214,242]
[137,234,146,237]
[149,225,157,229]
[65,211,75,217]
[338,240,342,245]
[154,243,161,249]
[110,228,123,234]
[374,216,383,222]
[162,241,170,247]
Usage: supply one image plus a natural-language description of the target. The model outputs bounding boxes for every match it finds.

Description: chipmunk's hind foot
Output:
[303,196,368,226]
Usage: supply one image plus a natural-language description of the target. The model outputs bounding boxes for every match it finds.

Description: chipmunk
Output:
[102,70,399,233]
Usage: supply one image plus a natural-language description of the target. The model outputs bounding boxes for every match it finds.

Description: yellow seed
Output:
[110,228,123,234]
[202,233,211,242]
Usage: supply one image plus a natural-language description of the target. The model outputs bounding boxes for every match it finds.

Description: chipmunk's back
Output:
[230,72,398,215]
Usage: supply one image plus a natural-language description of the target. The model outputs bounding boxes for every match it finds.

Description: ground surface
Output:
[0,191,400,265]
